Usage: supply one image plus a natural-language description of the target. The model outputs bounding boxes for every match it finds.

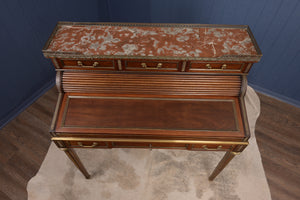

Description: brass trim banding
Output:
[51,58,60,69]
[52,137,249,146]
[50,93,63,132]
[55,72,63,93]
[44,53,261,62]
[117,60,122,70]
[181,61,187,72]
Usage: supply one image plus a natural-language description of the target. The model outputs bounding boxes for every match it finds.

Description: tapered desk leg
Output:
[209,151,239,181]
[61,148,90,179]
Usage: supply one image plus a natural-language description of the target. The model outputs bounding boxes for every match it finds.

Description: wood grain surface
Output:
[0,87,299,200]
[255,93,300,200]
[56,95,243,138]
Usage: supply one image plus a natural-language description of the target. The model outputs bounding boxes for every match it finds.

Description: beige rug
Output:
[27,87,271,200]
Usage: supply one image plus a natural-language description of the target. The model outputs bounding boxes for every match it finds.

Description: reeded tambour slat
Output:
[62,72,242,96]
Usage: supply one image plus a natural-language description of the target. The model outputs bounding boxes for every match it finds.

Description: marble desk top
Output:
[43,22,262,61]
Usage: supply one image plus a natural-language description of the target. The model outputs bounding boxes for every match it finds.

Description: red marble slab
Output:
[45,23,260,59]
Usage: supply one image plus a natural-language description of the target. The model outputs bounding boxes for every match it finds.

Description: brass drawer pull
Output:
[141,62,162,69]
[77,61,99,68]
[78,142,98,148]
[221,64,227,69]
[206,63,227,70]
[206,63,212,69]
[202,145,222,150]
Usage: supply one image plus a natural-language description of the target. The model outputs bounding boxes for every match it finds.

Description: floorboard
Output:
[0,87,55,200]
[255,92,300,200]
[0,87,299,200]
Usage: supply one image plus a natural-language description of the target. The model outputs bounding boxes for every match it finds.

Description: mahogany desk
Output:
[43,22,262,180]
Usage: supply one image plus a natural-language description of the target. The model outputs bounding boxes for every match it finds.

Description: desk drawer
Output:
[125,60,181,72]
[55,138,237,151]
[189,62,245,73]
[64,141,234,151]
[112,142,188,149]
[112,142,234,151]
[60,59,116,70]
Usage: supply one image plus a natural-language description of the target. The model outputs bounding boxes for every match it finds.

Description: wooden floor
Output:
[255,93,300,200]
[0,87,299,200]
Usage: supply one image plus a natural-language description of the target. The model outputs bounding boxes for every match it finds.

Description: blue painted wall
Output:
[0,0,110,128]
[1,0,299,128]
[107,0,300,106]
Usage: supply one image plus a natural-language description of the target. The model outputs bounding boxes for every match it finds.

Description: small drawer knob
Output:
[221,64,227,69]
